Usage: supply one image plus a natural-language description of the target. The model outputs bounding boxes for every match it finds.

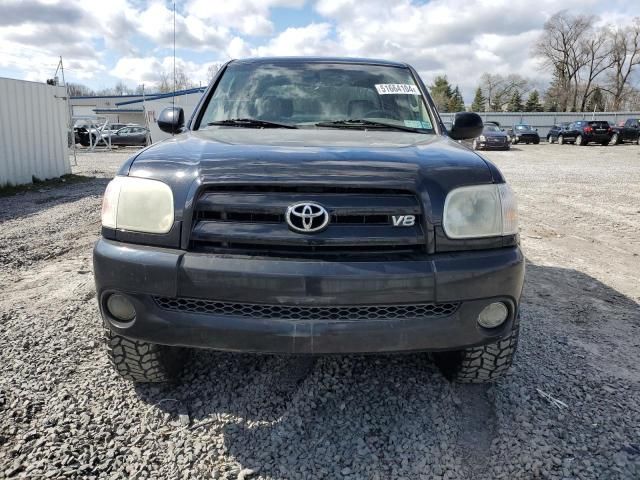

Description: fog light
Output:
[477,302,508,328]
[106,294,136,322]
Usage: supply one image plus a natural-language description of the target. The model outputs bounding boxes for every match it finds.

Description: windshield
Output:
[198,62,434,132]
[515,124,532,131]
[484,125,501,132]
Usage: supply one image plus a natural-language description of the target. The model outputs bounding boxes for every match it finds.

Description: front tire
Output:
[472,139,480,150]
[433,317,520,383]
[558,135,564,145]
[547,135,553,144]
[611,133,619,145]
[576,134,585,146]
[105,330,186,383]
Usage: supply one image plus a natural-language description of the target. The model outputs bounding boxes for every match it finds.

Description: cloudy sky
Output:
[0,0,637,100]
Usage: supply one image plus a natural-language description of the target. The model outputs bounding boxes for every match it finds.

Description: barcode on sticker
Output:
[375,84,421,95]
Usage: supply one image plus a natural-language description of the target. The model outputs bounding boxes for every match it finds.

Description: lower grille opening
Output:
[189,241,426,258]
[154,297,459,320]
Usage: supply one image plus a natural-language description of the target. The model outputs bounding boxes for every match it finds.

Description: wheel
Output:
[533,138,540,145]
[511,138,518,145]
[472,139,480,150]
[636,137,640,145]
[433,316,520,383]
[105,330,186,383]
[611,133,619,145]
[558,135,564,145]
[576,135,585,146]
[504,144,510,151]
[547,135,553,144]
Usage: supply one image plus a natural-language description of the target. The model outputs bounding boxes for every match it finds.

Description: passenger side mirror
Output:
[448,112,483,140]
[158,107,185,134]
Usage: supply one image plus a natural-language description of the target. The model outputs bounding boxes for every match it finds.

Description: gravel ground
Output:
[0,144,639,479]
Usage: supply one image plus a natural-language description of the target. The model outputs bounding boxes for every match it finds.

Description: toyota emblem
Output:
[285,202,330,233]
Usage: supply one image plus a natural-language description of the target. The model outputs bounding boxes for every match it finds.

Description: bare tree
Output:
[579,27,615,111]
[536,11,594,111]
[66,82,95,97]
[206,63,223,83]
[606,19,640,110]
[480,73,530,111]
[156,67,197,93]
[113,80,133,96]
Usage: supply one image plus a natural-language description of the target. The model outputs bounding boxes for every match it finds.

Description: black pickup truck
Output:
[610,118,640,145]
[94,57,524,384]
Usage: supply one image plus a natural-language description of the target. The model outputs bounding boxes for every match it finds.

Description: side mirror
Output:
[449,112,483,140]
[158,107,185,134]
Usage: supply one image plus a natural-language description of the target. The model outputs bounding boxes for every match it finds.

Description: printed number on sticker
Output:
[375,84,421,95]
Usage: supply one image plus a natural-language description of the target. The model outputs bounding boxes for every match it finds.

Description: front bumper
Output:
[477,140,509,149]
[93,239,525,354]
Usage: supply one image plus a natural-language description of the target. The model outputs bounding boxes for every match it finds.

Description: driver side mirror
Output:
[158,107,185,134]
[449,112,483,140]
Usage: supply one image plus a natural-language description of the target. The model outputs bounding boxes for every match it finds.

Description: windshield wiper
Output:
[315,119,425,133]
[207,118,298,129]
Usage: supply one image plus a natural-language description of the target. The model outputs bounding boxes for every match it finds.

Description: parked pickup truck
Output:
[94,57,524,384]
[610,118,640,145]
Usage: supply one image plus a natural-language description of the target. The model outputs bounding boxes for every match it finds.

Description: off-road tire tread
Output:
[105,330,184,383]
[435,316,520,383]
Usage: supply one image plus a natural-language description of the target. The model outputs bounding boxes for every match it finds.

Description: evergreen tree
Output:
[524,90,543,112]
[448,85,465,112]
[471,87,486,112]
[507,90,524,111]
[586,87,605,111]
[429,76,454,112]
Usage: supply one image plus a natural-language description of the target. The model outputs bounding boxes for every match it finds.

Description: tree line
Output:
[430,11,640,113]
[65,64,222,97]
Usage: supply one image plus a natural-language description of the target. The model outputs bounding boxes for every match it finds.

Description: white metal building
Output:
[113,88,206,143]
[69,88,206,143]
[0,77,71,187]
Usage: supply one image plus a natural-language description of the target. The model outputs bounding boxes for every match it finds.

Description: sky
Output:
[0,0,638,101]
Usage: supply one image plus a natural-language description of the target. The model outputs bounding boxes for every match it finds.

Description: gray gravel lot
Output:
[0,144,639,479]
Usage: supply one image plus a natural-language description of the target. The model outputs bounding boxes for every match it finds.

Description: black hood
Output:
[482,130,508,138]
[124,128,500,222]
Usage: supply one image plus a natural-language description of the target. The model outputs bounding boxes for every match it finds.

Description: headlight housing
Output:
[101,176,174,234]
[479,135,486,141]
[443,183,518,239]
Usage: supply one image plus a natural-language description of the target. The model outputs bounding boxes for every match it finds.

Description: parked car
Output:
[95,56,523,385]
[610,118,640,145]
[508,124,540,144]
[101,123,130,136]
[74,125,102,146]
[106,126,149,147]
[472,124,510,150]
[557,120,612,146]
[547,122,571,143]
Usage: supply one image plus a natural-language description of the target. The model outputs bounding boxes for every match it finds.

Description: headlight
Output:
[101,176,174,234]
[443,184,518,239]
[479,135,486,141]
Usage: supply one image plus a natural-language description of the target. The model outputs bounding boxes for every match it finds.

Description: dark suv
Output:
[509,124,540,144]
[610,118,640,145]
[558,121,612,146]
[94,57,524,384]
[547,122,570,143]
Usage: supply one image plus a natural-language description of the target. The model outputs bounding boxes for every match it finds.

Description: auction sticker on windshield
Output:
[375,84,421,95]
